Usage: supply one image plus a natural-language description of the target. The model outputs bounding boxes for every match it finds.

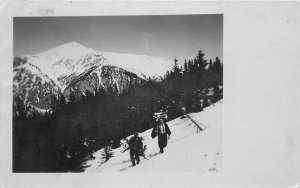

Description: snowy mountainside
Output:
[83,100,222,173]
[22,42,106,91]
[63,65,143,98]
[13,42,174,111]
[101,51,174,79]
[13,63,61,110]
[18,42,173,91]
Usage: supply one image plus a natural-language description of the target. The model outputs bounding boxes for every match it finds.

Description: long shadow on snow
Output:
[120,165,135,172]
[113,159,131,166]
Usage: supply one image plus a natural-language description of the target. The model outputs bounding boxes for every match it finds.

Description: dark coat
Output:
[128,136,143,154]
[151,122,171,149]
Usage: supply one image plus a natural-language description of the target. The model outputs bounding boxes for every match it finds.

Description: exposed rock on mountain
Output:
[13,42,174,112]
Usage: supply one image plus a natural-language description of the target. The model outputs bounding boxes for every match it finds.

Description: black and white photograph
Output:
[1,1,300,188]
[13,15,223,172]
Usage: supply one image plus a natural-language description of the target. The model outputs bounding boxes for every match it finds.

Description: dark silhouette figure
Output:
[128,131,143,166]
[151,118,171,153]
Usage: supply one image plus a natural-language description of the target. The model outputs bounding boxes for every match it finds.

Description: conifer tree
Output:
[184,59,188,73]
[187,59,193,73]
[214,57,222,71]
[209,59,213,68]
[195,50,207,72]
[173,57,181,75]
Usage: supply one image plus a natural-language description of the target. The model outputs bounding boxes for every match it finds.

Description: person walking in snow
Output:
[128,131,143,166]
[151,118,171,153]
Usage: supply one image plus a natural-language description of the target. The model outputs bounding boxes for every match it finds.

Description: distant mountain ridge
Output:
[13,42,174,112]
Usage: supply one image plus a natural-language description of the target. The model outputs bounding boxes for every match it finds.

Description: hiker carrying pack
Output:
[151,118,171,153]
[128,131,143,166]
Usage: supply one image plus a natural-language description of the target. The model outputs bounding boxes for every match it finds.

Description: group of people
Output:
[128,118,171,166]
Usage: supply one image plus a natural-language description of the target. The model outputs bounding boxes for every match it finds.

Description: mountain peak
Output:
[20,42,174,86]
[35,41,92,58]
[56,41,86,49]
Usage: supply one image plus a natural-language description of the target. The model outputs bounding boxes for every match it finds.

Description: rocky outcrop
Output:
[13,63,61,110]
[63,65,143,98]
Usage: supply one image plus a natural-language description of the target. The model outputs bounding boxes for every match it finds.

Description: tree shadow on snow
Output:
[119,165,135,172]
[113,159,131,166]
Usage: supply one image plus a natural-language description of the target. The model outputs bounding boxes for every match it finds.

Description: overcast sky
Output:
[14,15,222,64]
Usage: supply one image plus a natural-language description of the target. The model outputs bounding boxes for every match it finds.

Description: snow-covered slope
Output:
[22,42,106,91]
[101,52,173,79]
[83,100,222,173]
[13,63,61,109]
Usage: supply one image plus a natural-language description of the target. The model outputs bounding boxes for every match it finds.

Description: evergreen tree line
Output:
[13,50,223,172]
